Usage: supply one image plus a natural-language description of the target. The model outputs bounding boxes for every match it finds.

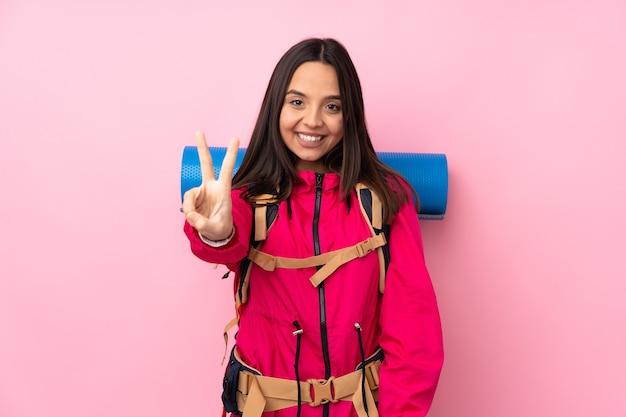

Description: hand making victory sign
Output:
[182,131,240,241]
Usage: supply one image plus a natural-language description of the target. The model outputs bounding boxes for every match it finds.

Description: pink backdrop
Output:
[1,1,625,416]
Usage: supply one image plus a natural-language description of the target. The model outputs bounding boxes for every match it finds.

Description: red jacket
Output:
[184,171,443,417]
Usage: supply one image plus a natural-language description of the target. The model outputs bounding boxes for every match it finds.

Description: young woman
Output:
[183,38,443,417]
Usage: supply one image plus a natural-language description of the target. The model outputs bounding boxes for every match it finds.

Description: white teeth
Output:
[298,133,323,142]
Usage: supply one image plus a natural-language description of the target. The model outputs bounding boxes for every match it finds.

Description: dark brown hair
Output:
[232,38,418,222]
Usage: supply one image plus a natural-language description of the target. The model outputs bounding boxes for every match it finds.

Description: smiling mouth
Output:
[297,133,324,142]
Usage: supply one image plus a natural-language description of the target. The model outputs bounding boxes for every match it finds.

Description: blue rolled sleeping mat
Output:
[181,146,448,220]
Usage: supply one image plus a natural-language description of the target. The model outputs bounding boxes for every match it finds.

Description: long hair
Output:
[232,38,418,222]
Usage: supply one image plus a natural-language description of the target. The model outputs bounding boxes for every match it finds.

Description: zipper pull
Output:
[316,173,324,188]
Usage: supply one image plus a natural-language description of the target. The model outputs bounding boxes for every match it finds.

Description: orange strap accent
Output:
[356,183,386,293]
[247,233,386,287]
[221,315,240,366]
[355,183,383,229]
[250,193,279,241]
[254,205,267,241]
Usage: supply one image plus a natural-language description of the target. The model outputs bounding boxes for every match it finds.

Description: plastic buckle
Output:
[307,377,338,406]
[355,240,373,257]
[364,362,380,391]
[238,371,254,396]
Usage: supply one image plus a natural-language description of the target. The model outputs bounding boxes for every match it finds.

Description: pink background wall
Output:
[1,1,625,416]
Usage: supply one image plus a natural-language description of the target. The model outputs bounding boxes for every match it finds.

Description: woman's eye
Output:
[326,103,341,112]
[290,99,304,106]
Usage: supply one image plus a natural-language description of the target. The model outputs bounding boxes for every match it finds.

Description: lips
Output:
[297,132,323,142]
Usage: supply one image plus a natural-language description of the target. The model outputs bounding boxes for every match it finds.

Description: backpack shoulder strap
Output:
[237,193,279,306]
[355,183,390,294]
[252,193,280,241]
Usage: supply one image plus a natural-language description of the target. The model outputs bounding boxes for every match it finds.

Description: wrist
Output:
[199,228,235,247]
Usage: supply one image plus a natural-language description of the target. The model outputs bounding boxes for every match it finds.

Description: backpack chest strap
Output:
[247,233,387,287]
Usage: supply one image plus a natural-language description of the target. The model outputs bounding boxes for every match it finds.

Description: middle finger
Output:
[195,131,215,183]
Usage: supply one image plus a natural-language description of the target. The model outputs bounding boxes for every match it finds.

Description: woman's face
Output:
[279,61,344,172]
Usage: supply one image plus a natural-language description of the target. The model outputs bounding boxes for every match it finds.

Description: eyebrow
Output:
[286,89,341,101]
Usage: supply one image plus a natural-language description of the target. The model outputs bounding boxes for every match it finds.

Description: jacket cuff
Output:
[198,228,235,247]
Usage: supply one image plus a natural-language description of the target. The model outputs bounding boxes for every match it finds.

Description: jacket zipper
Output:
[314,173,331,417]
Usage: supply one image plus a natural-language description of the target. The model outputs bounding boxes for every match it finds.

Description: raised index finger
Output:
[195,131,215,184]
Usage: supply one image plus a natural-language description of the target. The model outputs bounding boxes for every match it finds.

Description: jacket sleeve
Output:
[377,199,444,417]
[183,189,252,272]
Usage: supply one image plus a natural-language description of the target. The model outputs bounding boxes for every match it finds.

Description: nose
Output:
[303,107,323,128]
